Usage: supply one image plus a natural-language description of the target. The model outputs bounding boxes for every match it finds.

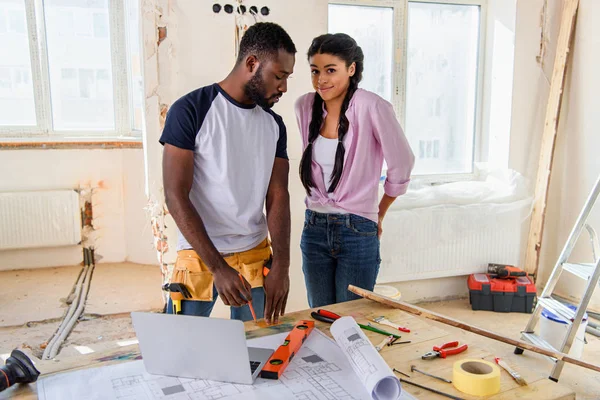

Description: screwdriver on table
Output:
[312,309,401,339]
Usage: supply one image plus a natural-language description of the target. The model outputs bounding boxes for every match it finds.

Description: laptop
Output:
[130,312,274,385]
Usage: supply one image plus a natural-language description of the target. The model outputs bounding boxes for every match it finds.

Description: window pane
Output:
[125,0,143,131]
[44,0,114,131]
[0,0,36,126]
[406,2,480,175]
[93,12,108,38]
[328,4,393,102]
[0,9,6,33]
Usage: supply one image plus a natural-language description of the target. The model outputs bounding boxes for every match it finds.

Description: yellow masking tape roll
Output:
[453,359,501,396]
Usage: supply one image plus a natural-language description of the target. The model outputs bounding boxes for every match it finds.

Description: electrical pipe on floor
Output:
[42,248,95,360]
[46,261,95,359]
[42,265,88,360]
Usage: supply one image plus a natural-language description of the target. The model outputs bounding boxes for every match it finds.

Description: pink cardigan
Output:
[295,89,415,222]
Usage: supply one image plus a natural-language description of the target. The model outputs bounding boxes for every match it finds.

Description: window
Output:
[8,8,26,34]
[93,13,109,38]
[406,2,480,175]
[329,0,485,178]
[125,0,143,132]
[0,11,6,33]
[328,4,394,102]
[419,139,440,159]
[0,1,35,126]
[0,0,142,139]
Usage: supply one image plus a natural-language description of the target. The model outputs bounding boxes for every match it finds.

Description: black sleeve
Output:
[159,97,198,150]
[272,112,289,160]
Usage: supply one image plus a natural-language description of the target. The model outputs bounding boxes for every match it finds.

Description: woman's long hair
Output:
[299,33,364,195]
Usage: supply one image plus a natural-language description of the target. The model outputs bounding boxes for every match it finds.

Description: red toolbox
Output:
[468,273,537,313]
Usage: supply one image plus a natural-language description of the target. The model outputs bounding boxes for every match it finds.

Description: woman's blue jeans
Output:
[301,210,381,308]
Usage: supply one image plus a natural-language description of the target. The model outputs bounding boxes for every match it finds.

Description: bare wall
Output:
[509,0,600,307]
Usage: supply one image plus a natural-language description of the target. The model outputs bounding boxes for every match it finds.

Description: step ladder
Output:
[516,174,600,382]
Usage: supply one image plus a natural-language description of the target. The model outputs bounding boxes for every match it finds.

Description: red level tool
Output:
[260,320,314,379]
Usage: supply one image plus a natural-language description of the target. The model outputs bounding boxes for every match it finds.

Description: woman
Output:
[295,33,415,307]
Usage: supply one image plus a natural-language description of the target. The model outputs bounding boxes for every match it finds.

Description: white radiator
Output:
[377,169,533,283]
[0,190,82,250]
[378,199,531,283]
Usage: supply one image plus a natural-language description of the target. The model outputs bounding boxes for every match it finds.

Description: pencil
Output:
[239,274,257,322]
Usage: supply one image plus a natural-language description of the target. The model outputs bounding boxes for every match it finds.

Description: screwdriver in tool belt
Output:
[314,309,401,339]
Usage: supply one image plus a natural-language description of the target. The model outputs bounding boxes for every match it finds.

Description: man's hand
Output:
[212,265,252,307]
[378,215,384,239]
[263,264,289,324]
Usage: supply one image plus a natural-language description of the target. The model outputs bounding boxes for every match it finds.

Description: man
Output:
[160,23,295,324]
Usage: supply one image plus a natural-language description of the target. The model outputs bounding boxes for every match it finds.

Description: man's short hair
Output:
[236,22,296,64]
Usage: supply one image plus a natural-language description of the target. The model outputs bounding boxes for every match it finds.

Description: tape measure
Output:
[260,320,315,380]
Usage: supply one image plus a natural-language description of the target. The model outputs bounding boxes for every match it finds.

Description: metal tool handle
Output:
[399,379,464,400]
[410,366,453,383]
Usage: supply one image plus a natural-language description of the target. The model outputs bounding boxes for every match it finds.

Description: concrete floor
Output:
[1,263,599,398]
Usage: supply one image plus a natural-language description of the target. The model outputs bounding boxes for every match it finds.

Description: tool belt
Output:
[169,238,272,302]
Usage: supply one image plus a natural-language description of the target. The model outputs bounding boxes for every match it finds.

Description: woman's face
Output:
[309,53,355,103]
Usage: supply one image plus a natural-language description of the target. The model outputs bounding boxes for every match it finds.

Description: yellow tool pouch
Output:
[171,251,214,302]
[170,239,272,302]
[237,242,272,288]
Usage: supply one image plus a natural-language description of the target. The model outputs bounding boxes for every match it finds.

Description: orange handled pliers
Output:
[422,341,468,360]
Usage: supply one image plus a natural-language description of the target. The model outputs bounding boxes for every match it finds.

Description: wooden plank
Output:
[349,285,600,373]
[525,0,579,276]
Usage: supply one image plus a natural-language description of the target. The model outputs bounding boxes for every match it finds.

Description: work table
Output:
[1,299,575,399]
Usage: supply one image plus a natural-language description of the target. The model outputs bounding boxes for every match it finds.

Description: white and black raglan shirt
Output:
[160,83,288,253]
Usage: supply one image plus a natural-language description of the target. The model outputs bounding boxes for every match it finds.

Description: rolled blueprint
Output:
[330,316,402,400]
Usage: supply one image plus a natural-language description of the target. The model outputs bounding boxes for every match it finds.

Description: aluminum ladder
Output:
[516,174,600,382]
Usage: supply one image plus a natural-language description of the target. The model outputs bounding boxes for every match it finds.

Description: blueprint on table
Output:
[37,328,415,400]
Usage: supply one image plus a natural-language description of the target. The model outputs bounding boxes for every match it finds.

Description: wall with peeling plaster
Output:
[509,0,600,309]
[0,149,156,270]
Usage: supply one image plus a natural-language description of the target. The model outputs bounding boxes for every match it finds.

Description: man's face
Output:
[244,49,295,108]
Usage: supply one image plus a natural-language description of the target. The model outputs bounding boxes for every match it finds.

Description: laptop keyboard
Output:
[250,361,261,373]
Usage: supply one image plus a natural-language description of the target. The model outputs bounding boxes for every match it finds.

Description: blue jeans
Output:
[301,210,381,308]
[167,285,265,321]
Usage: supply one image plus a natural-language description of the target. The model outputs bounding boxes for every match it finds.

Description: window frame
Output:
[329,0,488,183]
[0,0,141,141]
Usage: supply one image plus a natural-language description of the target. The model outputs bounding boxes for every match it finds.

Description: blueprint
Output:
[37,329,415,400]
[330,317,402,400]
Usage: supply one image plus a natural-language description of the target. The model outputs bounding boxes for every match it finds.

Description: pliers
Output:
[310,309,342,324]
[422,341,468,360]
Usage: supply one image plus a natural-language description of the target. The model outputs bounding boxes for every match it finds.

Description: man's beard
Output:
[244,66,275,109]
